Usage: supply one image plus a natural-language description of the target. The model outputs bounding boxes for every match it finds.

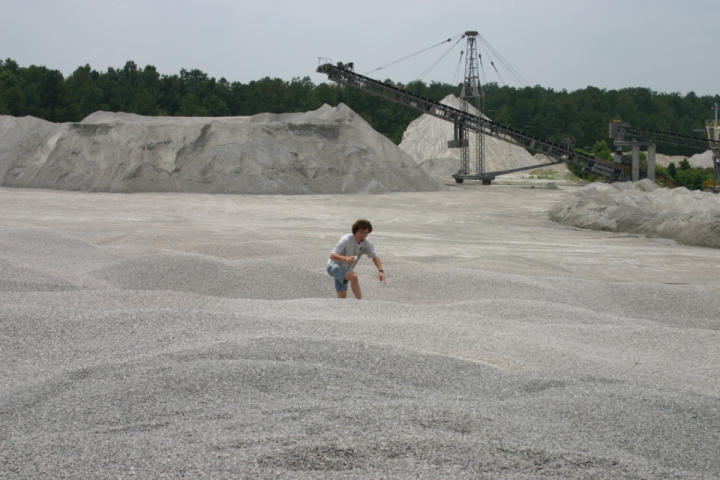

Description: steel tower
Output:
[459,31,485,177]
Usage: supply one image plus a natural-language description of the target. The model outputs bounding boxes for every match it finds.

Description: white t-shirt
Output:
[327,233,377,269]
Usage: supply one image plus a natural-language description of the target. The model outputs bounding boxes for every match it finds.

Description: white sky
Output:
[2,0,719,96]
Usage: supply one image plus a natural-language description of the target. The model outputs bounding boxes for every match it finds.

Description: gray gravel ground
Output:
[1,185,719,479]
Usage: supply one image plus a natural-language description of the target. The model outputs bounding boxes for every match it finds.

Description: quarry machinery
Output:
[609,118,720,192]
[456,31,486,181]
[316,62,627,184]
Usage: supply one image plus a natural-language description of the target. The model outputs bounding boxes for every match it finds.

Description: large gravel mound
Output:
[0,104,441,194]
[399,94,539,176]
[550,179,720,248]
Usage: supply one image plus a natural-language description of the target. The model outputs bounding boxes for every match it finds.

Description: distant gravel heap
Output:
[399,94,538,176]
[655,150,715,168]
[550,179,720,248]
[0,104,440,194]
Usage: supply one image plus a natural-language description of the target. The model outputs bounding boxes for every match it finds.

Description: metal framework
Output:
[457,31,485,178]
[317,62,627,182]
[609,121,720,191]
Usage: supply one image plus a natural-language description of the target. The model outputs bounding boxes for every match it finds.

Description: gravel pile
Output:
[0,105,441,194]
[399,94,539,176]
[549,179,720,248]
[655,150,715,168]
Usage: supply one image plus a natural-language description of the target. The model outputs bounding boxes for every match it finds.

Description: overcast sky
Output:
[3,0,719,96]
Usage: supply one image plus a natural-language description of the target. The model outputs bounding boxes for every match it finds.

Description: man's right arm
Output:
[329,252,355,263]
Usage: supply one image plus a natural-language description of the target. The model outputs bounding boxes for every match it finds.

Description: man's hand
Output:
[346,255,356,264]
[378,271,386,284]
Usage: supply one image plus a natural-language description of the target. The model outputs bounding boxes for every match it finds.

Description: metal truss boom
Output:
[317,62,626,182]
[609,121,720,191]
[609,122,720,151]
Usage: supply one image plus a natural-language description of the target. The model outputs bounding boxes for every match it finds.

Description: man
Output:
[326,219,385,299]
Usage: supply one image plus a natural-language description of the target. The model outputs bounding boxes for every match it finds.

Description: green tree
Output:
[62,64,104,120]
[0,66,26,116]
[590,140,612,161]
[676,168,705,190]
[202,93,230,116]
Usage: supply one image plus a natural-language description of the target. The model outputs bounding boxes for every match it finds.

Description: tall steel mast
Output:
[460,31,485,178]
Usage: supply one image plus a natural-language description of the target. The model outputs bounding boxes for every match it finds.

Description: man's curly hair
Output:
[352,219,373,234]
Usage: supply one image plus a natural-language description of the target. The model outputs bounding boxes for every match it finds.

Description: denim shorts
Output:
[326,263,350,293]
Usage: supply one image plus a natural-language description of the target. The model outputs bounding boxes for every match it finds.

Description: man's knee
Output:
[345,271,358,282]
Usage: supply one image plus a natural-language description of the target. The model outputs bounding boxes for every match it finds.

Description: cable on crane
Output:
[477,34,530,87]
[490,60,506,85]
[363,36,460,76]
[478,53,488,86]
[359,31,528,89]
[475,53,487,114]
[416,35,465,81]
[452,50,464,87]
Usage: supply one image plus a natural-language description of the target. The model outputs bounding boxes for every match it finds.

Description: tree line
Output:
[2,58,718,157]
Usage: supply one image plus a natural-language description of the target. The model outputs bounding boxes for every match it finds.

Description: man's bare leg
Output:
[346,271,362,299]
[337,290,347,299]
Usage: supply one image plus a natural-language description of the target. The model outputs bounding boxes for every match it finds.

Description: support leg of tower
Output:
[647,143,656,181]
[632,140,640,181]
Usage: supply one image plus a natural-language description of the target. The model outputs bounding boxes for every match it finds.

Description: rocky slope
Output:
[550,179,720,248]
[0,104,441,194]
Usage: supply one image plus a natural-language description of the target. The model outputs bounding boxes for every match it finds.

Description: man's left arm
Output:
[372,257,386,284]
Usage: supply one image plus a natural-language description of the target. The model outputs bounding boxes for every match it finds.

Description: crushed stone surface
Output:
[1,185,719,479]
